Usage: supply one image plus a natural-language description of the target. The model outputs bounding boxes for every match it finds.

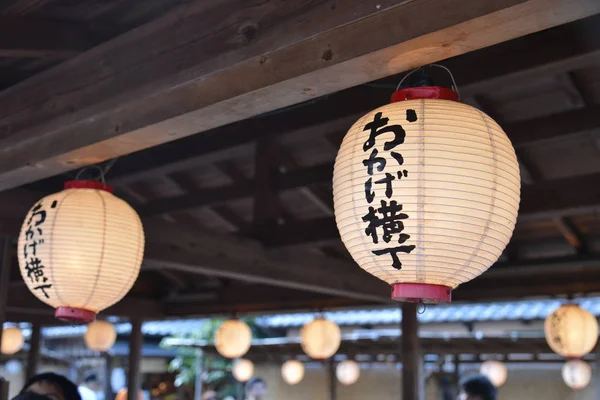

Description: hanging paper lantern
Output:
[333,86,520,303]
[336,360,360,385]
[281,360,305,385]
[85,320,117,351]
[562,359,592,390]
[544,304,599,358]
[301,318,341,359]
[17,180,145,323]
[115,389,144,400]
[232,359,254,382]
[215,319,252,359]
[480,360,507,387]
[1,327,24,355]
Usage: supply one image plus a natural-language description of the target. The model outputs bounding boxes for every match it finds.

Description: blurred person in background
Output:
[457,374,496,400]
[244,378,266,400]
[17,372,81,400]
[78,374,100,400]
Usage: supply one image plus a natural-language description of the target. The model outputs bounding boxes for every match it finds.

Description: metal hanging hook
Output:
[74,165,106,184]
[396,64,460,100]
[417,302,427,314]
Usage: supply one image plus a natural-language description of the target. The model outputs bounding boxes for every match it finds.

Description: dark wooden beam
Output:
[0,0,592,190]
[25,324,41,380]
[402,303,422,400]
[0,17,91,58]
[0,238,12,349]
[127,318,143,400]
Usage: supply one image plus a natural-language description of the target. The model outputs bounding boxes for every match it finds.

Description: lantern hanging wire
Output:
[73,158,119,184]
[396,64,460,100]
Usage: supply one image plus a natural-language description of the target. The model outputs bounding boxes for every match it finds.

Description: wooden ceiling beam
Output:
[0,0,594,190]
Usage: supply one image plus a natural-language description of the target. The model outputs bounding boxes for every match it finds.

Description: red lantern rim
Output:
[391,283,452,304]
[391,86,459,103]
[64,180,113,193]
[55,307,96,324]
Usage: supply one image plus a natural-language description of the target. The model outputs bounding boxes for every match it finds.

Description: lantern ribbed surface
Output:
[281,360,305,385]
[17,182,144,321]
[301,318,341,360]
[232,359,254,382]
[336,360,360,385]
[562,360,592,390]
[215,319,252,359]
[480,360,507,387]
[544,304,599,358]
[85,320,117,352]
[1,327,24,355]
[333,98,520,301]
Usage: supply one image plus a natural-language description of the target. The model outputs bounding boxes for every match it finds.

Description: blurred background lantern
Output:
[480,360,507,387]
[3,360,23,375]
[301,318,341,359]
[333,70,520,303]
[545,304,598,358]
[85,320,117,351]
[17,180,145,323]
[336,360,360,385]
[215,319,252,359]
[562,359,592,390]
[232,359,254,382]
[281,360,305,385]
[115,389,144,400]
[1,327,24,355]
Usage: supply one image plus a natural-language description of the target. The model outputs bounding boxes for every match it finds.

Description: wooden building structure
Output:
[0,0,599,399]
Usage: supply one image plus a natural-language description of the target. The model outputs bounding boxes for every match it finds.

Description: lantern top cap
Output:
[64,180,113,193]
[391,86,458,103]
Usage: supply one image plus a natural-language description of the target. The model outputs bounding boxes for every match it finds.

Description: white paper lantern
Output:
[85,320,117,351]
[333,87,520,303]
[281,360,305,385]
[232,359,254,382]
[480,360,507,387]
[1,327,24,355]
[562,359,592,390]
[545,304,599,358]
[4,360,23,375]
[215,319,252,359]
[336,360,360,385]
[301,318,341,359]
[17,180,145,323]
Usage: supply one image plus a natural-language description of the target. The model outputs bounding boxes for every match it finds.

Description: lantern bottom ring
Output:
[391,283,452,303]
[55,307,96,324]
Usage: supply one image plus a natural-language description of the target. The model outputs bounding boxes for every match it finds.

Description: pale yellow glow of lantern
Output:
[480,360,507,387]
[281,360,305,385]
[1,327,24,355]
[232,359,254,382]
[17,181,145,323]
[301,318,341,360]
[336,360,360,385]
[115,389,144,400]
[562,360,592,390]
[85,320,117,352]
[215,319,252,359]
[333,98,520,302]
[545,304,599,358]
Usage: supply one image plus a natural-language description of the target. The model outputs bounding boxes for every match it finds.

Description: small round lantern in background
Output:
[545,304,598,358]
[215,319,252,359]
[480,360,507,387]
[85,320,117,351]
[17,180,145,323]
[281,360,305,385]
[562,359,592,390]
[4,360,23,375]
[232,359,254,382]
[301,318,341,360]
[1,327,24,355]
[336,360,360,385]
[115,389,144,400]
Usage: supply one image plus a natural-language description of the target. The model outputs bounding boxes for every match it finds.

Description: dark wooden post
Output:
[0,376,9,400]
[0,238,12,348]
[104,353,113,400]
[328,359,337,400]
[402,303,422,400]
[26,324,41,380]
[127,319,143,400]
[453,355,461,397]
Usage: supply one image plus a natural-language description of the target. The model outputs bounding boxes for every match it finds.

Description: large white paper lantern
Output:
[336,360,360,385]
[232,359,254,382]
[17,180,145,323]
[215,319,252,359]
[85,320,117,351]
[545,304,599,358]
[281,360,305,385]
[480,360,507,387]
[1,327,24,355]
[333,86,520,303]
[301,318,341,359]
[562,360,592,390]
